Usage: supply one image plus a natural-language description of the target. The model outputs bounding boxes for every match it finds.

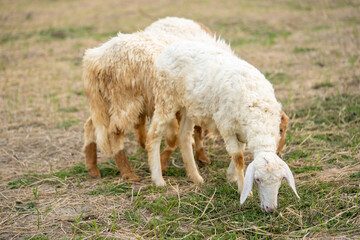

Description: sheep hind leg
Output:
[194,126,210,166]
[134,113,147,149]
[111,131,140,182]
[85,143,100,178]
[160,118,179,173]
[114,149,140,182]
[178,111,204,185]
[84,117,101,178]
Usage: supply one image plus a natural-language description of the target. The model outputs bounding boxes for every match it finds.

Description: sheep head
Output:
[240,152,299,213]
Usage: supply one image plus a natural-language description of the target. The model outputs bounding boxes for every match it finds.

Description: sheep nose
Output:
[265,206,275,214]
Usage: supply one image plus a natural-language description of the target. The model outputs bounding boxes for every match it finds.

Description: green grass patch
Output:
[294,47,315,53]
[59,107,79,113]
[231,37,257,47]
[0,31,36,44]
[6,161,131,190]
[312,25,331,31]
[57,56,82,66]
[313,81,335,89]
[72,90,85,96]
[265,72,292,85]
[78,221,102,236]
[15,201,37,213]
[284,149,312,162]
[99,167,120,178]
[164,167,187,177]
[7,163,89,189]
[1,34,21,44]
[89,181,131,196]
[295,94,360,125]
[56,119,79,129]
[25,235,50,240]
[210,159,229,169]
[38,26,94,41]
[122,172,359,239]
[315,61,325,67]
[348,55,358,67]
[287,1,313,11]
[54,163,89,180]
[1,27,119,44]
[215,19,291,46]
[246,26,291,46]
[293,166,323,174]
[350,170,360,179]
[286,93,360,167]
[8,174,42,189]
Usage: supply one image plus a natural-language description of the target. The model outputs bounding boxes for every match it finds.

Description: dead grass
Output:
[0,0,359,239]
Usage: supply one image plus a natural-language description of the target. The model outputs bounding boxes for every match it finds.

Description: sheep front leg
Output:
[147,114,174,187]
[223,136,247,194]
[232,151,245,194]
[178,111,204,185]
[84,118,101,178]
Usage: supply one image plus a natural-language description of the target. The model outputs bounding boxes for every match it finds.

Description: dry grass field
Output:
[0,0,359,239]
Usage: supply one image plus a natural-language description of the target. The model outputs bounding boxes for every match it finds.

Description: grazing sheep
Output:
[83,16,290,185]
[82,18,228,181]
[150,40,299,212]
[146,17,290,172]
[149,18,290,181]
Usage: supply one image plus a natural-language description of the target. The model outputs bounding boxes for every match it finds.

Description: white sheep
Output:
[82,18,227,181]
[149,40,299,213]
[146,17,290,173]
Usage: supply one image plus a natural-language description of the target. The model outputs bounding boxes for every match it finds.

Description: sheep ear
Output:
[282,161,300,199]
[240,161,255,204]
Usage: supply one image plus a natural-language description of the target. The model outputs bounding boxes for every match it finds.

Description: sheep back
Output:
[155,41,282,153]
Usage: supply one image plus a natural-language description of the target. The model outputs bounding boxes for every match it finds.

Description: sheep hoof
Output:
[195,149,211,166]
[88,168,101,179]
[227,173,237,183]
[122,172,140,182]
[153,178,166,187]
[139,142,146,150]
[192,176,204,185]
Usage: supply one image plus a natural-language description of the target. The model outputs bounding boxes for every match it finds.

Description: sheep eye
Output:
[255,178,261,184]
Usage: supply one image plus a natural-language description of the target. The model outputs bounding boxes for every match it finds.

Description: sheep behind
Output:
[83,32,166,180]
